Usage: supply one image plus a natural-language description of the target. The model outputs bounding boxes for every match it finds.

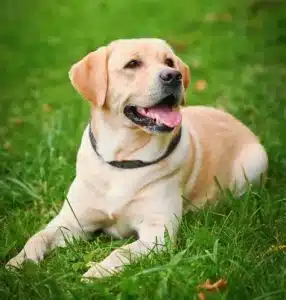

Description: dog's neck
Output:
[91,108,178,162]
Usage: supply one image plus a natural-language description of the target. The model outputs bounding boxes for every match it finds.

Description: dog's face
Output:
[69,38,190,133]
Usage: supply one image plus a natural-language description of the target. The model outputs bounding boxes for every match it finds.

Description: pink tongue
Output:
[138,106,182,128]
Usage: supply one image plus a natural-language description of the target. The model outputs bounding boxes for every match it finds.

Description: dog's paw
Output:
[6,254,26,270]
[6,246,44,270]
[81,262,121,281]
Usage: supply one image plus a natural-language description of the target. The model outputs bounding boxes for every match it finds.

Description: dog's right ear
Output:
[69,47,108,107]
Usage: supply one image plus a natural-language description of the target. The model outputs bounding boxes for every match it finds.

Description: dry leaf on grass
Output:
[11,118,24,125]
[195,80,207,92]
[43,103,52,112]
[197,279,227,299]
[198,278,227,291]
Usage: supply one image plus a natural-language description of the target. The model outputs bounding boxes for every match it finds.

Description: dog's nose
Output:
[159,69,182,86]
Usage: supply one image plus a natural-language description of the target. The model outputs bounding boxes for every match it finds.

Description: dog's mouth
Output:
[124,95,182,132]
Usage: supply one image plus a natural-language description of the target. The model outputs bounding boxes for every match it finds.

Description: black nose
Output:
[159,69,182,86]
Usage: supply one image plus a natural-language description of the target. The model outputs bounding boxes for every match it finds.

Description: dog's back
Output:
[181,106,267,209]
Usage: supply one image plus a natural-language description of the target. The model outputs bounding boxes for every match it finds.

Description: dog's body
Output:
[7,39,268,278]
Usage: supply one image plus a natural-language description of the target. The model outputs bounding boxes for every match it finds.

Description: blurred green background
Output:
[1,0,285,299]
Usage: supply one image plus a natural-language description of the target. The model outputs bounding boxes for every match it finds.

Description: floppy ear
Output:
[176,56,190,105]
[69,47,108,107]
[177,57,190,90]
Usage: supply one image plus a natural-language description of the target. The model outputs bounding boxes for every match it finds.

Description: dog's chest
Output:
[85,167,146,222]
[76,127,189,230]
[100,177,132,218]
[84,173,147,238]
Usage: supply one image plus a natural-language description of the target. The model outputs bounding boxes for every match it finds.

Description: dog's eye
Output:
[165,58,174,68]
[124,59,142,69]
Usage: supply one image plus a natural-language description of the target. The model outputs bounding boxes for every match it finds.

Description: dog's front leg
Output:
[6,214,83,268]
[7,179,104,268]
[82,224,167,279]
[83,190,183,279]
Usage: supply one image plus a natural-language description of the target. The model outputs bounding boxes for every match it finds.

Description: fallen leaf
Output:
[195,80,207,92]
[198,278,228,291]
[11,118,24,125]
[43,103,52,112]
[198,279,212,290]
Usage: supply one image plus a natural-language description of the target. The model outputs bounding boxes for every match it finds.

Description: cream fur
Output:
[7,39,268,279]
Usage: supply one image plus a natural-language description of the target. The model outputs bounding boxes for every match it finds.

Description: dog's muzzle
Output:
[159,69,182,88]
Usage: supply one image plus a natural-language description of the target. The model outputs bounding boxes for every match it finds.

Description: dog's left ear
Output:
[176,56,190,105]
[176,57,190,90]
[69,47,108,107]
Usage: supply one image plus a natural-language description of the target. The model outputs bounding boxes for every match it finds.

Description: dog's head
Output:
[69,38,190,133]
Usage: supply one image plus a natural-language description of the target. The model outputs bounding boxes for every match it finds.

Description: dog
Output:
[7,38,268,279]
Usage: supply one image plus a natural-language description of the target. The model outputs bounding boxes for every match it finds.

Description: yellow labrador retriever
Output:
[7,38,268,279]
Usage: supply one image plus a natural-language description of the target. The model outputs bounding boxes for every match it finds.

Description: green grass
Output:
[1,0,286,299]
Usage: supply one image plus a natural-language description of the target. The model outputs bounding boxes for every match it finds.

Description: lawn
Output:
[1,0,285,299]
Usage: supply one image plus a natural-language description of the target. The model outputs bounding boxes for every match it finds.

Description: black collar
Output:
[88,123,182,169]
